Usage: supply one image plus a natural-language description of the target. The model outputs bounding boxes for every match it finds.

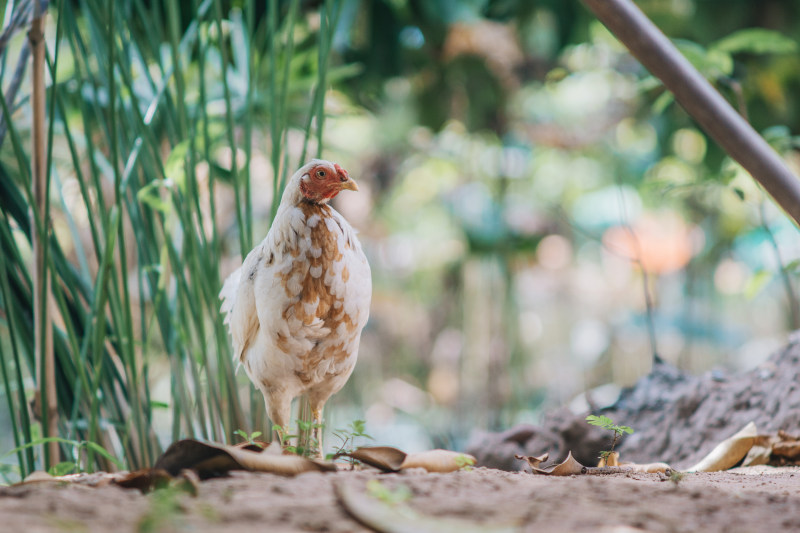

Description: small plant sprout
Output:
[328,420,374,463]
[233,430,264,448]
[296,420,323,458]
[271,423,321,457]
[585,415,634,461]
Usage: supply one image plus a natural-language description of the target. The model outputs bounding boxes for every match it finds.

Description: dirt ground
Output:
[2,465,799,533]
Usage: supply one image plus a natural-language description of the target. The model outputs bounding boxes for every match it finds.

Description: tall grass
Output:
[0,0,343,479]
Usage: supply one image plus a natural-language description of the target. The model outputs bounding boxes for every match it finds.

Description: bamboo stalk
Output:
[581,0,800,227]
[29,2,58,467]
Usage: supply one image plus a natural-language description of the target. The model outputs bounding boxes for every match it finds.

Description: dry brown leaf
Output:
[772,440,800,459]
[742,445,772,467]
[19,471,58,484]
[338,447,475,473]
[114,468,172,493]
[337,446,408,472]
[401,450,476,473]
[688,422,758,472]
[154,439,336,478]
[529,451,585,476]
[515,453,549,470]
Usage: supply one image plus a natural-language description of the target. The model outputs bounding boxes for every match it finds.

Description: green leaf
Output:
[83,442,125,470]
[49,462,77,476]
[652,91,674,115]
[745,270,772,300]
[163,139,191,188]
[617,426,634,435]
[712,29,798,55]
[585,415,614,429]
[674,39,733,79]
[137,180,173,213]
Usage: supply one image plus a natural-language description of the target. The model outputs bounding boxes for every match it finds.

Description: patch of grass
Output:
[0,0,347,478]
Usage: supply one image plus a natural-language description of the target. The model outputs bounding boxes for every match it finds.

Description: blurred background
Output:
[2,0,800,479]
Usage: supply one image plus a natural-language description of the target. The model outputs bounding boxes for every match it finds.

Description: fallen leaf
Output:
[515,453,549,470]
[154,439,336,478]
[401,450,477,473]
[335,480,520,533]
[687,422,758,472]
[19,471,58,484]
[772,440,800,459]
[742,445,772,467]
[337,446,408,472]
[337,447,476,474]
[529,451,585,476]
[114,468,172,493]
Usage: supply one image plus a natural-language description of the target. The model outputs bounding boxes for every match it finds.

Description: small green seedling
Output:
[328,419,373,464]
[586,415,634,461]
[233,429,264,448]
[272,423,321,457]
[669,469,684,486]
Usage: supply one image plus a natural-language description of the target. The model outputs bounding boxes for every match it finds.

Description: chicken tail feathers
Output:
[219,267,241,327]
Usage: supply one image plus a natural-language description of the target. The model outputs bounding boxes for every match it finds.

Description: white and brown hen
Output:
[220,159,371,453]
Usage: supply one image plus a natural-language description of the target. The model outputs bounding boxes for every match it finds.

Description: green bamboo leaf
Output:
[137,180,174,213]
[83,441,125,470]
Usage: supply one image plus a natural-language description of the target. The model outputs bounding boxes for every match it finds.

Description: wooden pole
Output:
[29,1,57,467]
[581,0,800,227]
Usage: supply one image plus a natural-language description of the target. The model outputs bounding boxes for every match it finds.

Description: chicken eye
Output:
[315,169,326,179]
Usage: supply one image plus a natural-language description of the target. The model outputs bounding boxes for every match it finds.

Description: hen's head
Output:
[296,159,358,204]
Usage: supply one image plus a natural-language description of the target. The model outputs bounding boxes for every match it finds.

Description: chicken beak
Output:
[339,177,359,192]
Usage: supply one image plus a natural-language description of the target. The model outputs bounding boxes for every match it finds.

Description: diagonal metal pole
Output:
[582,0,800,227]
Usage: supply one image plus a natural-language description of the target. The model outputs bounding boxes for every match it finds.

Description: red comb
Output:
[334,163,347,177]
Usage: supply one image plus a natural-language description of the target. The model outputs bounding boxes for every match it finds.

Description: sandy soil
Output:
[2,466,799,533]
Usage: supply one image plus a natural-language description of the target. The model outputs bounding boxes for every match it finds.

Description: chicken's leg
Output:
[263,386,291,446]
[311,405,324,459]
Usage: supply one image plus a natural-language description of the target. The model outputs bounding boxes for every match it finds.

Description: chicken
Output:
[219,159,371,454]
